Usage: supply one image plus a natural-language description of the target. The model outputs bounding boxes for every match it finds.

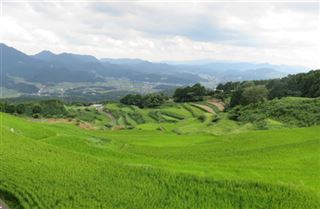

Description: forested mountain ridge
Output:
[1,43,202,85]
[0,43,311,100]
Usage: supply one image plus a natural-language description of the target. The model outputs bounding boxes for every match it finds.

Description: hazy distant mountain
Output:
[31,49,202,84]
[1,43,309,98]
[1,43,202,85]
[1,43,100,84]
[99,58,291,82]
[34,50,99,63]
[165,60,308,74]
[203,68,287,81]
[33,50,102,72]
[100,58,147,65]
[32,50,56,61]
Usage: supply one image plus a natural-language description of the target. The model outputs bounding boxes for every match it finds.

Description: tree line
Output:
[0,99,67,118]
[120,83,209,107]
[215,70,320,107]
[120,93,168,108]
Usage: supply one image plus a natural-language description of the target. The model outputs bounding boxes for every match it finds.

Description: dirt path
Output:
[99,109,116,124]
[105,112,115,121]
[192,104,215,113]
[0,199,10,209]
[208,99,225,111]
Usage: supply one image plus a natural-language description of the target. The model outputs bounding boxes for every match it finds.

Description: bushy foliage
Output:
[4,104,16,114]
[142,93,168,108]
[0,99,67,118]
[40,100,67,116]
[32,104,42,114]
[229,97,320,127]
[120,94,143,107]
[120,93,167,108]
[241,85,268,105]
[230,85,268,107]
[217,70,320,107]
[173,83,207,102]
[15,103,26,114]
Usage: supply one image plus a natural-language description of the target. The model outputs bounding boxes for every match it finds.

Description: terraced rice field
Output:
[0,100,319,208]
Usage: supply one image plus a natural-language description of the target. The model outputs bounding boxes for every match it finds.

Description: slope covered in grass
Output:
[1,112,319,208]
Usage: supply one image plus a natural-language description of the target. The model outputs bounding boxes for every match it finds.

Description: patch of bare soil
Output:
[208,99,225,111]
[29,118,74,124]
[192,104,214,113]
[78,122,97,130]
[46,118,74,123]
[112,125,126,131]
[0,199,10,209]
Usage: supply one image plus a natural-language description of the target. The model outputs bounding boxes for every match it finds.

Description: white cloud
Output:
[1,1,319,68]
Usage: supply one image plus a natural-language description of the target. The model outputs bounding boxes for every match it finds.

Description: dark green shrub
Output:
[16,104,26,114]
[212,115,221,123]
[32,113,40,118]
[32,105,42,114]
[5,104,15,113]
[198,115,206,122]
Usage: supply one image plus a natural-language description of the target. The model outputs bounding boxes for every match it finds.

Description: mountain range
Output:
[0,43,309,100]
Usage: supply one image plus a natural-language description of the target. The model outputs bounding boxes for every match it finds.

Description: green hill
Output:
[1,111,319,208]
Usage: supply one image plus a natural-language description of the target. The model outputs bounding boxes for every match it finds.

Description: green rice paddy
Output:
[0,99,319,208]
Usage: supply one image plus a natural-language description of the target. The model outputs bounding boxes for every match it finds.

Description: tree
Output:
[16,103,26,114]
[301,70,320,97]
[120,94,143,107]
[216,83,224,91]
[120,93,167,108]
[214,70,320,102]
[0,103,4,112]
[229,89,243,107]
[267,80,288,99]
[173,83,207,102]
[32,104,42,114]
[143,94,167,108]
[40,100,66,116]
[4,104,15,113]
[240,85,268,106]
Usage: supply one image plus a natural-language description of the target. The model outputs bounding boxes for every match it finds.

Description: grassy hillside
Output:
[229,97,320,127]
[1,111,319,208]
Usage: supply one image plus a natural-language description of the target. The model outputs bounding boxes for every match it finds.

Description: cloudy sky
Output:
[1,1,319,68]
